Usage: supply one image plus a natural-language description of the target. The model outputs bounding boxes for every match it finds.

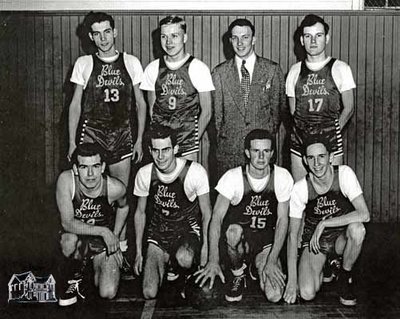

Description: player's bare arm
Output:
[68,84,84,159]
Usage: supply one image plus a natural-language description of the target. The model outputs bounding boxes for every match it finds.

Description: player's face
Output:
[160,23,187,61]
[304,143,333,178]
[74,154,105,189]
[89,20,117,57]
[245,139,274,171]
[230,26,256,60]
[150,137,179,174]
[301,22,329,58]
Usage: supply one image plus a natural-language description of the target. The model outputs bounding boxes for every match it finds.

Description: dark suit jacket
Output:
[212,55,285,177]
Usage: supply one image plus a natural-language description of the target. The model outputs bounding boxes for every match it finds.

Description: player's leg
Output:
[92,251,120,299]
[109,156,134,280]
[142,243,169,299]
[298,246,326,301]
[58,233,87,306]
[174,233,200,271]
[335,223,366,306]
[224,224,247,302]
[255,246,284,303]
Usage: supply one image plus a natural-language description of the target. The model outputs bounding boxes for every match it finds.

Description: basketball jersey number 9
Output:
[104,88,120,102]
[168,96,177,110]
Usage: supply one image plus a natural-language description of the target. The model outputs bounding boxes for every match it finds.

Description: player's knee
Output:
[99,284,118,300]
[347,222,366,244]
[60,233,79,257]
[143,284,158,300]
[299,285,316,301]
[175,245,195,269]
[265,288,282,303]
[225,224,243,248]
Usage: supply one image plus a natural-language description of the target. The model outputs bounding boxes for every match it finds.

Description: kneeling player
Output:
[57,143,129,306]
[197,129,293,303]
[284,136,370,306]
[133,125,212,300]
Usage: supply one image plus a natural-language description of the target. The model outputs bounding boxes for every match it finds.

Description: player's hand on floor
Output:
[194,262,225,289]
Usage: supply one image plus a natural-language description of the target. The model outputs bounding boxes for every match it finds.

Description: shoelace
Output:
[66,279,85,299]
[232,274,246,291]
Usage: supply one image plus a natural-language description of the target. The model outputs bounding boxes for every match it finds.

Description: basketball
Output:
[185,275,223,310]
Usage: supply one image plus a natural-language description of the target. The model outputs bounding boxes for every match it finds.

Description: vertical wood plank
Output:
[34,15,45,191]
[392,16,400,222]
[373,16,384,222]
[382,16,393,222]
[355,15,367,188]
[53,15,63,175]
[44,16,54,185]
[364,16,375,218]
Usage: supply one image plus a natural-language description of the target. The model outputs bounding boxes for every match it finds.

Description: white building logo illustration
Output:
[8,271,57,303]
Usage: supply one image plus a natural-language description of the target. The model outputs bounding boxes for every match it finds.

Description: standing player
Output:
[284,136,369,306]
[196,130,293,303]
[140,16,214,161]
[133,125,212,300]
[67,11,147,278]
[57,143,129,306]
[286,14,356,181]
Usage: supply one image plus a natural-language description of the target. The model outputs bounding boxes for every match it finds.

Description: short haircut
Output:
[244,129,276,152]
[72,143,105,165]
[299,14,329,35]
[302,134,332,156]
[85,11,115,31]
[159,15,187,33]
[147,125,178,147]
[228,18,255,37]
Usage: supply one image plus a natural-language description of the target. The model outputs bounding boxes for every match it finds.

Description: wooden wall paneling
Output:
[25,16,36,188]
[140,16,151,68]
[34,15,45,191]
[262,15,272,60]
[329,15,340,72]
[347,15,359,172]
[1,15,14,190]
[52,16,63,179]
[381,16,393,222]
[44,16,55,185]
[270,15,281,64]
[372,16,384,222]
[279,15,290,75]
[131,16,141,60]
[210,15,220,69]
[287,15,298,69]
[121,15,132,54]
[392,17,400,222]
[355,15,367,188]
[364,17,375,216]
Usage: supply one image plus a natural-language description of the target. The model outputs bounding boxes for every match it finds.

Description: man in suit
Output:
[212,18,286,179]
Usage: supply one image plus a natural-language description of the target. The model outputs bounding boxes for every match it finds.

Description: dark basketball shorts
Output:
[150,116,199,157]
[290,119,343,158]
[147,228,201,259]
[220,221,275,265]
[78,119,133,165]
[302,226,346,255]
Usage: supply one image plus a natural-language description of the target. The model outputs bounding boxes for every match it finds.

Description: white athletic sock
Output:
[232,263,247,276]
[119,240,128,252]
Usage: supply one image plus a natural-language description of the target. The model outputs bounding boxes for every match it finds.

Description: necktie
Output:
[240,59,250,108]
